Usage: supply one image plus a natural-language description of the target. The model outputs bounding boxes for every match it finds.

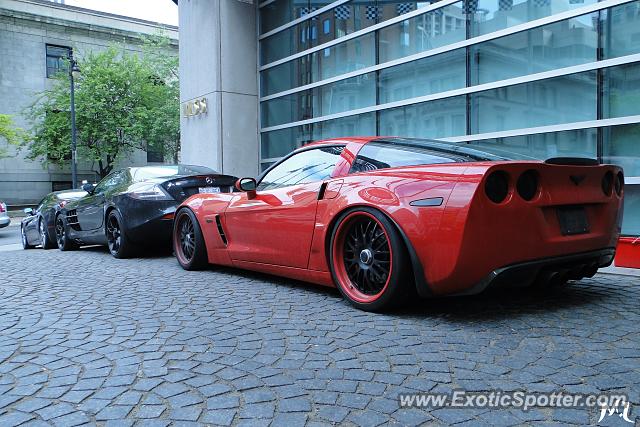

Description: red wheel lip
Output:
[332,211,393,304]
[174,210,192,266]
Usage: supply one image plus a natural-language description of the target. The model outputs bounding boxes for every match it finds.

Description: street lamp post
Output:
[68,53,80,188]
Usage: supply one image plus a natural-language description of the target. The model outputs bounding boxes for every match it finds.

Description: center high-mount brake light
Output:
[485,171,509,204]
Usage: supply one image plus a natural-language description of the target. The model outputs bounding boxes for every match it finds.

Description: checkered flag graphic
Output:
[396,3,414,15]
[499,0,513,10]
[365,5,381,20]
[464,0,478,14]
[300,6,318,19]
[335,4,351,20]
[533,0,550,6]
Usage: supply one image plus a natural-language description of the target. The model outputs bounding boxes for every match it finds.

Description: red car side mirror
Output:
[235,177,257,199]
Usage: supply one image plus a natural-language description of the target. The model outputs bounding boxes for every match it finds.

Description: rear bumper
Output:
[451,248,616,296]
[0,217,10,228]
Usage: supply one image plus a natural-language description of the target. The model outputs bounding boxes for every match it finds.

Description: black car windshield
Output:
[131,165,216,182]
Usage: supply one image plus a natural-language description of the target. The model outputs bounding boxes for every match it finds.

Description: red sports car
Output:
[172,137,624,311]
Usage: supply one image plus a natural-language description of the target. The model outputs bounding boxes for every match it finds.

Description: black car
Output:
[21,189,88,249]
[55,165,237,258]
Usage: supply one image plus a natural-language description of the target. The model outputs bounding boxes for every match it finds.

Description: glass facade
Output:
[259,0,640,235]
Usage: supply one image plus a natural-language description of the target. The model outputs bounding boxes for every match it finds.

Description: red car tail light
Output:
[0,202,5,213]
[615,171,624,196]
[602,171,614,196]
[516,170,539,201]
[485,171,509,204]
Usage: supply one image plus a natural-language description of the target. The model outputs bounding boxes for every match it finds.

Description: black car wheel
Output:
[39,218,56,250]
[173,208,208,270]
[55,215,76,251]
[21,226,35,250]
[106,210,135,259]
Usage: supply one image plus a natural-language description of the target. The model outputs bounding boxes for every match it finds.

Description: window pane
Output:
[470,72,596,134]
[312,112,375,140]
[470,13,597,85]
[602,1,640,59]
[261,72,376,127]
[379,48,466,103]
[465,128,597,160]
[621,184,640,235]
[603,62,640,119]
[261,0,377,65]
[378,96,466,138]
[258,146,345,190]
[261,33,375,96]
[602,124,640,177]
[378,2,465,63]
[261,126,310,159]
[468,0,597,38]
[260,0,308,34]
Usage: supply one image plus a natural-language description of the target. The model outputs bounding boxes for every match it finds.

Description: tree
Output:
[23,37,179,178]
[0,114,25,159]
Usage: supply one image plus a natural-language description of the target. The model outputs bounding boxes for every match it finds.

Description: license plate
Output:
[198,187,220,194]
[557,206,589,236]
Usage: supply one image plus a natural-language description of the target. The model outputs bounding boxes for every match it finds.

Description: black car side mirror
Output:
[23,207,34,216]
[82,183,96,194]
[235,177,257,199]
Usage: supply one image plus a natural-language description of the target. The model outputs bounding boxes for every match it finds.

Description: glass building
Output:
[257,0,640,236]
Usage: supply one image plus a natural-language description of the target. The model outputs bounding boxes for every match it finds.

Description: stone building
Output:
[0,0,178,205]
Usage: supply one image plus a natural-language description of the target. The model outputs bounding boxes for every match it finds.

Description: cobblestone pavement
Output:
[1,247,639,426]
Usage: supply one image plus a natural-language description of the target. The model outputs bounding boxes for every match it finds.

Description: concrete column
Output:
[178,0,259,178]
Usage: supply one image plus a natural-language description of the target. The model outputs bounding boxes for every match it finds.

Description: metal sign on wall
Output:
[183,98,208,118]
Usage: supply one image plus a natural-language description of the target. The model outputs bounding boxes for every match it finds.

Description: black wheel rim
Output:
[55,218,65,247]
[106,215,121,254]
[40,221,47,245]
[178,215,196,262]
[342,217,391,296]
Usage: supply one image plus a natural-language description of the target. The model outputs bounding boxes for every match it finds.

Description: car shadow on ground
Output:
[191,263,613,321]
[68,246,617,321]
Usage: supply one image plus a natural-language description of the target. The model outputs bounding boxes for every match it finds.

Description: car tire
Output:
[173,208,208,270]
[106,210,135,259]
[329,207,412,312]
[21,226,35,250]
[55,214,76,251]
[39,218,56,250]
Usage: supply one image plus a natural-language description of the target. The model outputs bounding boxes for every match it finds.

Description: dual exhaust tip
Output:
[485,169,623,204]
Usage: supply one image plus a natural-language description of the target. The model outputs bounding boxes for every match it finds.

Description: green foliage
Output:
[0,114,25,158]
[23,35,179,177]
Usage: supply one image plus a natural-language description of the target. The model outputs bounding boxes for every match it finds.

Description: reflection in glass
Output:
[261,72,376,127]
[466,128,597,161]
[312,112,376,140]
[603,124,640,178]
[602,1,640,59]
[468,0,597,38]
[471,72,597,134]
[379,49,466,103]
[603,62,640,119]
[261,33,376,97]
[378,96,466,138]
[261,126,310,159]
[260,0,309,34]
[470,13,597,85]
[620,184,640,235]
[378,2,465,63]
